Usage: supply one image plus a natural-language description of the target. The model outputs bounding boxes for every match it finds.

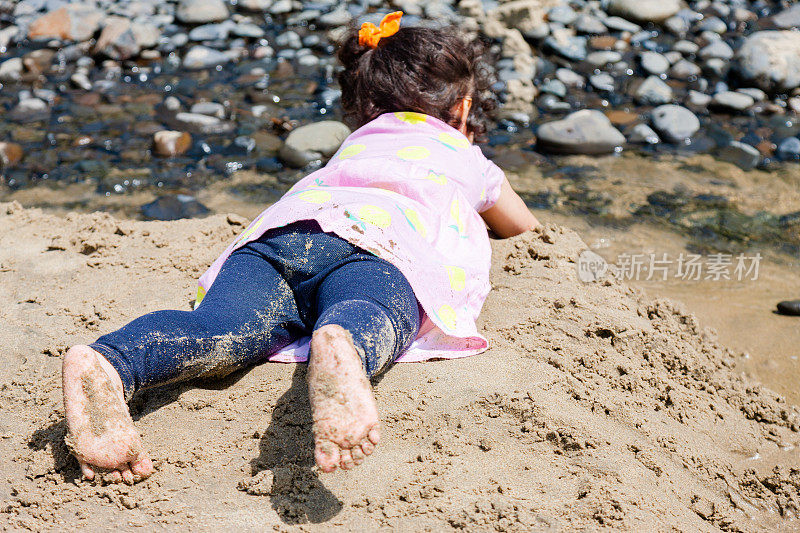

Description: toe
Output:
[368,427,380,446]
[130,452,154,480]
[79,461,95,480]
[350,445,366,465]
[121,466,135,485]
[339,449,354,470]
[315,440,340,473]
[360,439,375,455]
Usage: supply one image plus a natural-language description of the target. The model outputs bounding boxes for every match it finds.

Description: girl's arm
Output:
[480,177,540,238]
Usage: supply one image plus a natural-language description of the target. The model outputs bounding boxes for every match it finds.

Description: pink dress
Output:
[196,112,505,363]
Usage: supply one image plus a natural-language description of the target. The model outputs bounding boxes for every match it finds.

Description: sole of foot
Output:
[308,325,381,473]
[62,345,154,484]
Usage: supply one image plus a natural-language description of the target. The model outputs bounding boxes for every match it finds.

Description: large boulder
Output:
[736,31,800,92]
[606,0,680,23]
[536,110,626,155]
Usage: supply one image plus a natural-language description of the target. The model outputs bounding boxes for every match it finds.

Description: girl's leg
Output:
[307,257,420,472]
[90,245,305,400]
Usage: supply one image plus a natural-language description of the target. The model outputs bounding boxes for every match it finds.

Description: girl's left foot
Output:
[308,325,381,472]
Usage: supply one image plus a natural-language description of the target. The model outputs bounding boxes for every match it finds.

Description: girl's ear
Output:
[457,96,473,141]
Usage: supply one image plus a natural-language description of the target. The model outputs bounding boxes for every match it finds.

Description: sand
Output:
[1,200,799,531]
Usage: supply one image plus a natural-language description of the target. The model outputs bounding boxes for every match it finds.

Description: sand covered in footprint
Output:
[0,200,799,532]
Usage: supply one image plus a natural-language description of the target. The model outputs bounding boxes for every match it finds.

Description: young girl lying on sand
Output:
[62,12,539,484]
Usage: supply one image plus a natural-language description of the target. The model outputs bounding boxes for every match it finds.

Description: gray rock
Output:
[555,68,585,88]
[703,58,727,78]
[540,78,567,98]
[543,35,587,61]
[628,123,660,144]
[772,3,800,29]
[189,22,232,41]
[190,101,225,118]
[0,57,23,82]
[318,7,352,26]
[650,105,700,142]
[687,90,712,106]
[269,0,296,15]
[276,30,301,49]
[174,112,234,134]
[718,141,760,170]
[711,91,754,111]
[669,59,701,79]
[635,75,673,105]
[279,143,322,168]
[232,23,265,39]
[131,22,160,49]
[524,24,550,40]
[142,195,210,221]
[776,137,800,161]
[574,15,606,34]
[590,72,615,92]
[663,51,682,65]
[9,97,50,122]
[603,16,641,33]
[538,94,572,112]
[699,40,733,60]
[547,5,577,25]
[536,110,626,155]
[673,40,699,54]
[664,15,690,36]
[183,45,231,70]
[736,31,800,91]
[607,0,680,23]
[585,51,622,67]
[640,51,669,75]
[176,0,228,23]
[697,16,727,33]
[284,121,350,158]
[737,88,766,102]
[239,0,273,12]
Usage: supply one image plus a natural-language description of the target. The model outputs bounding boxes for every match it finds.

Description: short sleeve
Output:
[475,149,505,213]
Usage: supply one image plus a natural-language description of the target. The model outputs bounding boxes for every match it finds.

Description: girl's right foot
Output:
[62,345,153,484]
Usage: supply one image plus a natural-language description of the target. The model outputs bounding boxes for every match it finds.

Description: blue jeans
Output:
[91,221,421,401]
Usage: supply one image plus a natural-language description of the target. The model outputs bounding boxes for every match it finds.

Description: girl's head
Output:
[337,19,495,141]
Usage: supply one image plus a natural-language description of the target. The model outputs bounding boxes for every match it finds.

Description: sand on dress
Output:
[0,200,798,531]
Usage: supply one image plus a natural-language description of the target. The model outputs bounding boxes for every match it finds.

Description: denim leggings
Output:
[91,221,421,400]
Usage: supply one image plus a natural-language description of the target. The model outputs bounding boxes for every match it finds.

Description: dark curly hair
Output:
[337,25,496,141]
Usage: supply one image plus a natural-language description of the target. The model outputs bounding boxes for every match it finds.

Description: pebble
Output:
[574,15,606,35]
[556,68,585,88]
[603,17,641,33]
[544,35,587,61]
[737,88,766,102]
[776,301,800,317]
[153,131,192,157]
[673,40,699,54]
[688,90,712,106]
[173,112,234,134]
[239,0,273,12]
[607,0,680,23]
[182,45,232,70]
[640,52,669,76]
[635,76,673,105]
[536,109,626,155]
[772,4,800,30]
[627,123,660,144]
[718,141,760,170]
[711,91,754,112]
[547,5,578,25]
[697,16,727,34]
[590,73,615,92]
[737,31,800,92]
[0,58,23,82]
[776,137,800,161]
[190,101,226,118]
[9,97,49,122]
[141,194,210,221]
[586,51,622,67]
[669,59,701,80]
[176,0,228,24]
[650,105,700,142]
[699,40,734,60]
[283,120,350,158]
[540,79,567,98]
[0,142,24,167]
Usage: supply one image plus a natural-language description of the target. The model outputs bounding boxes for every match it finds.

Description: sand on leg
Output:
[62,345,153,484]
[307,325,381,473]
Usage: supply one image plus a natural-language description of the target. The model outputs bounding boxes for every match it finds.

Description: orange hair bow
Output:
[358,11,403,48]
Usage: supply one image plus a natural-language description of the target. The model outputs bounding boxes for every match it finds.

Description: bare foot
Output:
[62,345,153,484]
[308,325,381,472]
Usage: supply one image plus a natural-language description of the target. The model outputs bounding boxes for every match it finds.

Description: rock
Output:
[669,59,701,80]
[278,143,322,168]
[318,7,352,27]
[540,79,567,98]
[0,142,24,167]
[547,5,577,25]
[141,195,210,221]
[640,51,670,75]
[698,40,733,60]
[776,137,800,161]
[239,0,273,11]
[183,46,232,70]
[585,51,622,67]
[190,102,225,118]
[131,22,161,49]
[687,90,712,106]
[607,0,679,23]
[153,131,192,157]
[0,57,23,82]
[697,16,727,34]
[232,23,265,39]
[772,4,800,29]
[94,17,140,61]
[27,5,103,42]
[543,35,587,61]
[737,88,766,102]
[627,123,660,144]
[8,97,50,123]
[574,15,606,34]
[736,31,800,92]
[776,300,800,316]
[176,0,228,24]
[603,16,641,33]
[718,141,761,170]
[673,40,699,54]
[711,91,754,112]
[650,105,700,142]
[536,110,626,155]
[664,15,690,36]
[70,70,92,90]
[284,121,350,158]
[173,112,234,134]
[589,73,615,92]
[635,76,673,105]
[556,68,585,88]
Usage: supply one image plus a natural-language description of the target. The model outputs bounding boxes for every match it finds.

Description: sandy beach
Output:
[2,200,799,531]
